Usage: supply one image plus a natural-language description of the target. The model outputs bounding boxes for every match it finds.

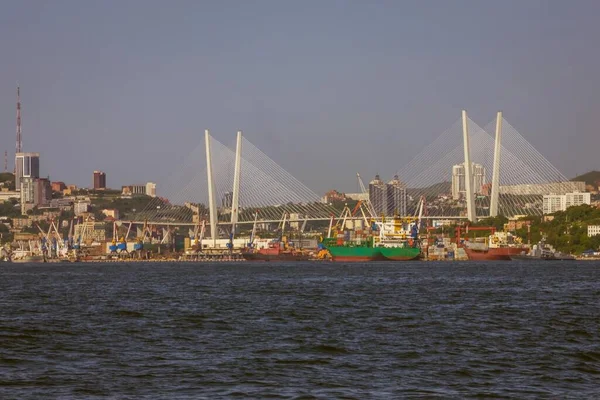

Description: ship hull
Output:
[511,254,576,261]
[241,252,310,261]
[327,247,384,262]
[464,246,525,261]
[327,246,420,262]
[11,256,46,263]
[379,247,421,261]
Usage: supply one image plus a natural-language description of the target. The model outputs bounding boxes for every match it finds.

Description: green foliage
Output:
[91,195,154,220]
[473,215,508,231]
[0,172,15,190]
[516,205,600,254]
[0,201,21,218]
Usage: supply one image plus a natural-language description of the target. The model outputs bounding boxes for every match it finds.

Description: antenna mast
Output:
[16,86,22,154]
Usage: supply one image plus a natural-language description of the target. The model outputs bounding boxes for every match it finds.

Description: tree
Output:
[0,201,20,218]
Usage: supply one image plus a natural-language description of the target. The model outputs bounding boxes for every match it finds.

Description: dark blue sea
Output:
[1,261,599,399]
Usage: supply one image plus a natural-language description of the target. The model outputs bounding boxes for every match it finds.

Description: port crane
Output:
[356,173,377,218]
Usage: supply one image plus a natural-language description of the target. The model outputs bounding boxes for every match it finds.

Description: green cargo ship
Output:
[323,237,421,262]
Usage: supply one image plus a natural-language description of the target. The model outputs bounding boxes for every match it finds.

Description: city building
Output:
[15,152,40,192]
[49,198,74,211]
[102,209,120,220]
[387,175,407,216]
[51,181,66,192]
[93,171,106,190]
[345,192,369,201]
[588,225,600,237]
[146,182,157,197]
[451,162,486,200]
[12,216,32,230]
[74,201,91,216]
[543,194,566,214]
[122,182,156,196]
[543,192,591,214]
[500,181,585,196]
[62,184,78,196]
[20,177,52,215]
[222,192,233,209]
[320,190,346,204]
[0,189,20,202]
[368,174,408,217]
[565,191,591,208]
[504,215,531,231]
[369,175,387,216]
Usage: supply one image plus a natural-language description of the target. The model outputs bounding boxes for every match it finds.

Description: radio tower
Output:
[16,86,22,154]
[4,151,7,172]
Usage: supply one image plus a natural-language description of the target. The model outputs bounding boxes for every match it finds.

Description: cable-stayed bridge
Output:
[126,111,577,238]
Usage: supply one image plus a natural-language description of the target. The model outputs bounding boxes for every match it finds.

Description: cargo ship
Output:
[324,216,422,262]
[463,231,528,261]
[241,238,310,261]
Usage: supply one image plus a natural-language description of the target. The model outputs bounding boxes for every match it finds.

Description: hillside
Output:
[407,181,451,198]
[0,172,15,191]
[572,170,600,187]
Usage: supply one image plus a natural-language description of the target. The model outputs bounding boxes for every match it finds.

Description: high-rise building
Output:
[20,176,52,214]
[387,175,407,217]
[93,171,106,190]
[368,174,408,217]
[452,162,486,200]
[369,174,387,216]
[15,152,40,192]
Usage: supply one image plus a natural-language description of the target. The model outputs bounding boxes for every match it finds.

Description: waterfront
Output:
[1,261,600,398]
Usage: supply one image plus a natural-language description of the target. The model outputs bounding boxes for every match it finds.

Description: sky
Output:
[1,0,599,197]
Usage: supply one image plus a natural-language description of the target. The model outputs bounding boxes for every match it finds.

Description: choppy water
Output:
[1,261,600,399]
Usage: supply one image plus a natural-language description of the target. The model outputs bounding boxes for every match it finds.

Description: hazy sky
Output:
[1,0,599,196]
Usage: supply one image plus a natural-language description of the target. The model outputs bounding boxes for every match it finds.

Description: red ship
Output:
[241,239,310,261]
[463,245,525,261]
[457,226,528,261]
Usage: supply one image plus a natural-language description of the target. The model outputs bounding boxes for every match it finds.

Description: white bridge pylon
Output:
[201,129,342,240]
[462,110,502,222]
[396,111,570,220]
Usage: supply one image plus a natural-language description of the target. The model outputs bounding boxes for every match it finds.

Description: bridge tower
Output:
[231,130,242,236]
[489,111,503,217]
[205,129,218,247]
[462,110,477,222]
